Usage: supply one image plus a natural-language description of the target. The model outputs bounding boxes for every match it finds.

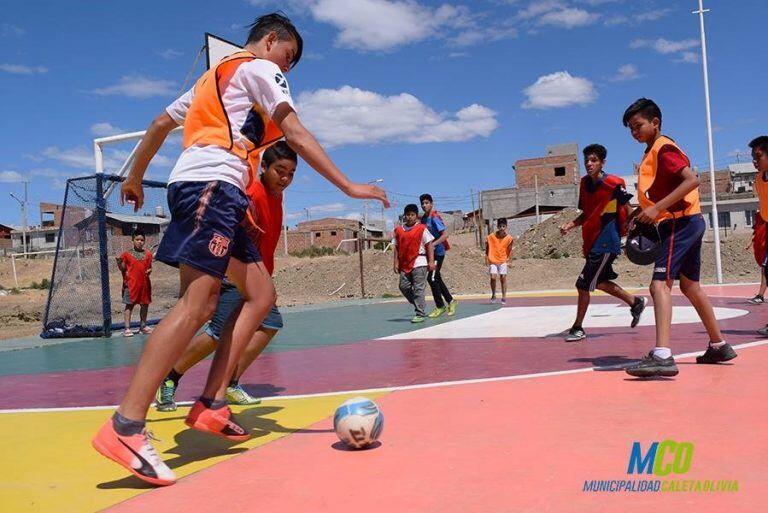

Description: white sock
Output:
[709,340,726,348]
[652,347,672,359]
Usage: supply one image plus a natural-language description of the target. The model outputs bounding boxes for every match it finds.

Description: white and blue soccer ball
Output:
[333,397,384,449]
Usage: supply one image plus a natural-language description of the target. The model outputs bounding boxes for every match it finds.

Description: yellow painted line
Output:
[0,392,388,513]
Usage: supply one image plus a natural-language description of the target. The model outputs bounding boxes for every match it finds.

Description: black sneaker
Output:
[748,295,764,305]
[696,343,737,364]
[565,327,586,342]
[625,351,679,377]
[758,325,768,337]
[630,297,647,328]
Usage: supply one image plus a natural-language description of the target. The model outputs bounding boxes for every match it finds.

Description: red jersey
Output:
[121,249,152,305]
[393,224,427,273]
[645,144,690,213]
[245,177,283,275]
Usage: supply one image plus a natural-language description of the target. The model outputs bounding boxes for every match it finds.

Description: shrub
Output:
[290,246,336,258]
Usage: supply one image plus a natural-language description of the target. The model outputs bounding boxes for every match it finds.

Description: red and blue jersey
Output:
[578,173,632,256]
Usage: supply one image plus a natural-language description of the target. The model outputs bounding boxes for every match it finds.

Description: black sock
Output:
[229,378,239,388]
[112,412,145,436]
[199,397,227,410]
[167,369,183,387]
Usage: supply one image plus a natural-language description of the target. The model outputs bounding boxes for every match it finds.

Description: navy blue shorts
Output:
[204,282,283,340]
[155,181,260,280]
[653,214,705,282]
[576,252,619,292]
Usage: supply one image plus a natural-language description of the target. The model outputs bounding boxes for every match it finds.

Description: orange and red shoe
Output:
[91,418,176,486]
[185,400,251,442]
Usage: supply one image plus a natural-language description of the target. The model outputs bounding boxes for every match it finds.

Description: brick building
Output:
[276,217,386,254]
[513,143,580,188]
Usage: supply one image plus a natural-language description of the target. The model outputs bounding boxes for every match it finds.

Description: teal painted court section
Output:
[0,301,496,377]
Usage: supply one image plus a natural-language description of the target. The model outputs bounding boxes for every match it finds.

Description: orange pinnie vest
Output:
[637,135,701,223]
[394,224,427,273]
[183,51,285,185]
[754,168,768,222]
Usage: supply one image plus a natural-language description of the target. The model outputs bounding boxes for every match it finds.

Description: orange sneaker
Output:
[91,418,176,486]
[185,400,250,442]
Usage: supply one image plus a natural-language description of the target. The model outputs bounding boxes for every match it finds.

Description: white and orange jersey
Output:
[165,51,294,191]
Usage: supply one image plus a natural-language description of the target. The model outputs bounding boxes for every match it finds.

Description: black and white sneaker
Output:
[625,351,679,377]
[565,327,586,342]
[630,297,647,328]
[696,343,737,364]
[758,325,768,337]
[748,295,764,305]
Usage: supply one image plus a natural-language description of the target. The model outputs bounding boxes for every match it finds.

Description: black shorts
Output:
[576,252,618,292]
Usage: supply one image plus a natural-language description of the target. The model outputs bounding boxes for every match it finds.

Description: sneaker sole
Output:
[696,353,738,364]
[91,437,176,486]
[184,418,251,442]
[565,335,586,342]
[155,403,177,412]
[625,366,679,377]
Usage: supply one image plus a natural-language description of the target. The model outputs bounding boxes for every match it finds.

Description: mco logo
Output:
[627,440,693,475]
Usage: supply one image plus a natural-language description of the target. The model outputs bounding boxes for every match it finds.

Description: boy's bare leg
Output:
[139,304,149,328]
[573,289,591,327]
[679,275,723,342]
[233,328,278,381]
[500,275,507,300]
[201,259,274,401]
[760,273,767,297]
[490,275,497,297]
[117,265,221,421]
[596,280,636,306]
[649,279,674,348]
[174,333,218,374]
[124,305,133,330]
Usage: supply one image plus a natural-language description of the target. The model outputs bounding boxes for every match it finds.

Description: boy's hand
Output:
[635,206,660,224]
[428,261,436,271]
[345,182,390,208]
[559,222,575,235]
[121,177,144,212]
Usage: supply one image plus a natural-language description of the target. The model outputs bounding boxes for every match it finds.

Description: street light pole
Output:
[693,0,723,284]
[10,181,29,256]
[364,178,384,248]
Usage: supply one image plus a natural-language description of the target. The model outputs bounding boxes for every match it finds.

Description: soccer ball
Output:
[333,397,384,449]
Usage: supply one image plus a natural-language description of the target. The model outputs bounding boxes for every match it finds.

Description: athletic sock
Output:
[199,397,227,410]
[167,369,183,387]
[112,412,145,436]
[652,347,672,359]
[228,378,239,388]
[709,340,726,349]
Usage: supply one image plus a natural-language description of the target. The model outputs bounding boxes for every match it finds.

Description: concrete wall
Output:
[701,197,759,234]
[480,184,579,229]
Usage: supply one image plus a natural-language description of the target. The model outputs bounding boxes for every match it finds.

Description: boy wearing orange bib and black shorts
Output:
[749,136,768,336]
[92,13,388,486]
[622,98,736,377]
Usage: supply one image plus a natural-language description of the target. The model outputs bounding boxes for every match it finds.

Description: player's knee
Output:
[679,278,699,296]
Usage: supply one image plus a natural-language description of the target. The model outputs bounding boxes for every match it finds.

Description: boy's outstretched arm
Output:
[275,104,390,207]
[635,167,700,224]
[121,112,179,211]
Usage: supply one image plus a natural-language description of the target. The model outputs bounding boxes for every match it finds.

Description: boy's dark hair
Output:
[404,204,419,215]
[419,193,433,204]
[749,136,768,155]
[246,12,303,68]
[622,98,662,127]
[497,218,507,227]
[262,140,297,167]
[132,229,145,239]
[583,144,607,161]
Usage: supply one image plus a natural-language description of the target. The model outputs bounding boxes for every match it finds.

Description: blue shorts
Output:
[155,181,260,280]
[653,214,705,282]
[576,252,618,292]
[203,282,283,341]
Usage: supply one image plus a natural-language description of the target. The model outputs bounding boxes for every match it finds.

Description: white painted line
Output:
[3,338,766,415]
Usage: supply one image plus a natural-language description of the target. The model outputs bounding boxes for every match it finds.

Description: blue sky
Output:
[1,0,765,228]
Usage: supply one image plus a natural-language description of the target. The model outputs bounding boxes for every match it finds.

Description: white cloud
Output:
[307,0,472,51]
[1,23,25,38]
[0,63,48,75]
[0,171,23,183]
[90,122,126,137]
[538,7,599,28]
[343,212,363,221]
[522,71,597,109]
[635,9,671,22]
[308,202,346,213]
[158,49,183,59]
[285,212,304,221]
[603,14,628,26]
[297,86,498,147]
[610,63,640,82]
[91,76,176,98]
[630,38,698,54]
[38,145,173,172]
[676,51,700,64]
[517,1,564,20]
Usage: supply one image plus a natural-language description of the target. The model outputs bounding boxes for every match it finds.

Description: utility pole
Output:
[693,0,723,284]
[470,188,478,248]
[10,181,29,257]
[534,174,540,224]
[364,178,383,249]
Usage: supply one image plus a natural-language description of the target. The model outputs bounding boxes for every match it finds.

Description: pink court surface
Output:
[1,283,766,512]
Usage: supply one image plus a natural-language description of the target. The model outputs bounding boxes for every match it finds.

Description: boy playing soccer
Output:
[420,194,458,317]
[559,144,646,342]
[748,136,768,334]
[485,218,513,304]
[393,204,436,323]
[92,13,388,486]
[621,98,736,377]
[156,142,296,411]
[116,230,153,337]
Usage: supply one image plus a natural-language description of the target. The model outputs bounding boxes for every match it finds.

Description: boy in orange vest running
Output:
[559,144,646,342]
[485,218,513,304]
[116,230,153,337]
[393,204,436,323]
[750,136,768,335]
[622,98,736,378]
[92,13,388,486]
